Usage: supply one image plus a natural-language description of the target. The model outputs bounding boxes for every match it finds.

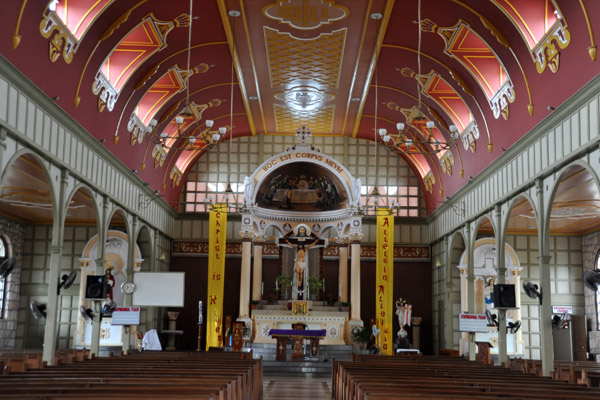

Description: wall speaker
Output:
[85,275,107,299]
[493,284,516,308]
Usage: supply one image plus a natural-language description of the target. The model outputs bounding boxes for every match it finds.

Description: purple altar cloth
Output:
[268,329,326,338]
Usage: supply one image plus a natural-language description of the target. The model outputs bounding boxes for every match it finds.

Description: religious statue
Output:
[104,261,115,301]
[351,177,361,207]
[395,298,412,349]
[243,176,254,205]
[285,226,318,290]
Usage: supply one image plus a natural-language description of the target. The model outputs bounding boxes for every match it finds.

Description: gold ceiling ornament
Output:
[264,27,346,88]
[262,0,349,30]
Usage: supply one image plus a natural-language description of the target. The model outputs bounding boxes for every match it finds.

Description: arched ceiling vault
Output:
[2,0,599,213]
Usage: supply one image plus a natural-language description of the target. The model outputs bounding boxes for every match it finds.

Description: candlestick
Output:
[339,283,342,299]
[261,282,264,295]
[275,278,278,291]
[323,278,325,293]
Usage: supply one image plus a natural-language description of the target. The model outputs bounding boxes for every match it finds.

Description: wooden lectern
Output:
[232,322,244,352]
[475,341,494,364]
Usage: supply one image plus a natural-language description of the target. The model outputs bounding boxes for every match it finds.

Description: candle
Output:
[198,301,203,324]
[339,283,342,299]
[323,278,325,293]
[275,278,278,291]
[261,282,264,295]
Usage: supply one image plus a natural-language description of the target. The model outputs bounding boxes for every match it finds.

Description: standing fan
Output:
[522,280,542,305]
[29,300,47,319]
[583,270,600,292]
[57,271,77,295]
[0,258,16,279]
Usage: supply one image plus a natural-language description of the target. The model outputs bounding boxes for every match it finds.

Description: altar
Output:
[251,306,348,346]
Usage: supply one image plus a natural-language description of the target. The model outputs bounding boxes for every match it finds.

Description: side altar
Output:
[251,301,348,346]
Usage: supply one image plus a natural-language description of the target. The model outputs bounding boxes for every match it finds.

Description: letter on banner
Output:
[206,205,227,350]
[376,208,394,355]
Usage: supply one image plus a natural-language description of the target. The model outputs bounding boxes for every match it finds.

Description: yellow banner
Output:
[206,205,227,350]
[376,208,394,355]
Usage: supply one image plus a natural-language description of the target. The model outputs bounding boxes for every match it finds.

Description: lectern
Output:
[475,341,494,364]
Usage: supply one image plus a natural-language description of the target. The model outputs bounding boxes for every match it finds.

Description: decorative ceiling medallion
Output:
[274,104,334,134]
[264,27,346,88]
[263,0,349,30]
[274,86,334,111]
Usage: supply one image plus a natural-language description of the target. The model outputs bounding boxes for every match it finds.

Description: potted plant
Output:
[351,325,371,350]
[339,301,350,312]
[276,275,292,300]
[308,276,323,301]
[325,292,336,306]
[250,300,261,310]
[267,293,278,305]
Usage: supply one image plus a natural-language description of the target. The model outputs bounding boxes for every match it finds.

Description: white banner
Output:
[459,313,488,332]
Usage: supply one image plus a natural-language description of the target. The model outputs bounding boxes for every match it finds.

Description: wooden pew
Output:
[0,350,262,400]
[333,355,600,400]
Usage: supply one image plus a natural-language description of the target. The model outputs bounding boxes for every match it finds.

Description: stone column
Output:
[350,242,361,321]
[239,239,252,317]
[338,245,349,302]
[42,169,67,365]
[251,244,263,301]
[508,265,524,354]
[458,265,468,355]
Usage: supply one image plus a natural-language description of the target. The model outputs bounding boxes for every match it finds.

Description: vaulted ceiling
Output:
[1,0,599,215]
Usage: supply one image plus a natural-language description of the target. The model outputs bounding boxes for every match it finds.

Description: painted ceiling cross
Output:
[295,125,312,145]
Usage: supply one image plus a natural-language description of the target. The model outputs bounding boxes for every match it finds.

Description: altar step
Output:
[248,343,354,376]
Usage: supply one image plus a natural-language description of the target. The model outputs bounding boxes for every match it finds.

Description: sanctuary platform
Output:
[250,301,349,346]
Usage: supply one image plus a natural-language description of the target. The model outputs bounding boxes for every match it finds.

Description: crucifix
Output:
[279,224,326,300]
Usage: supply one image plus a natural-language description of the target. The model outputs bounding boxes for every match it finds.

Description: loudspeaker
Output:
[85,275,107,299]
[493,284,516,308]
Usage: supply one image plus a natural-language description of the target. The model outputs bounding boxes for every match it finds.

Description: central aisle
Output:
[263,375,332,400]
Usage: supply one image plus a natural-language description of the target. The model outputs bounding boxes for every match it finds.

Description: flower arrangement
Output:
[325,292,336,305]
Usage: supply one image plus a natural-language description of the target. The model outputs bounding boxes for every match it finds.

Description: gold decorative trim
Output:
[579,0,597,62]
[12,0,28,49]
[172,241,430,260]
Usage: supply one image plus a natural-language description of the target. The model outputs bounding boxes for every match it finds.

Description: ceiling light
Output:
[248,96,258,100]
[351,97,360,102]
[229,10,241,17]
[370,13,383,20]
[206,120,214,128]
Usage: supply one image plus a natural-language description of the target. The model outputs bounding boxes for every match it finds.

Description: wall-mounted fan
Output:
[0,258,16,279]
[29,300,47,319]
[79,306,93,321]
[57,271,77,295]
[552,313,568,329]
[102,301,116,316]
[522,280,542,305]
[507,320,521,334]
[583,270,600,292]
[485,309,498,327]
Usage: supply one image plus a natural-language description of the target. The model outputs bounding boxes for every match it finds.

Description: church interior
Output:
[1,0,600,398]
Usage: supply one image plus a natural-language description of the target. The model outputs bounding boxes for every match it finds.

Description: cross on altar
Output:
[295,125,312,145]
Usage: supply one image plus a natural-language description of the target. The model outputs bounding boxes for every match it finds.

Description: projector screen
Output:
[132,272,185,307]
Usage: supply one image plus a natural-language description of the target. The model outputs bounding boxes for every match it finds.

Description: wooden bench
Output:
[333,355,600,400]
[0,350,262,400]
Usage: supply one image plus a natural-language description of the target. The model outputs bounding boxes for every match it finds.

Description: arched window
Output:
[0,236,7,319]
[595,249,600,330]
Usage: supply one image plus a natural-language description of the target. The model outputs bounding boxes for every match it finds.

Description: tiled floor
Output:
[263,374,332,400]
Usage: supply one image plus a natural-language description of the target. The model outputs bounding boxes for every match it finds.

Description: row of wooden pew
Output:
[0,349,90,374]
[0,350,262,400]
[509,358,600,388]
[333,354,600,399]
